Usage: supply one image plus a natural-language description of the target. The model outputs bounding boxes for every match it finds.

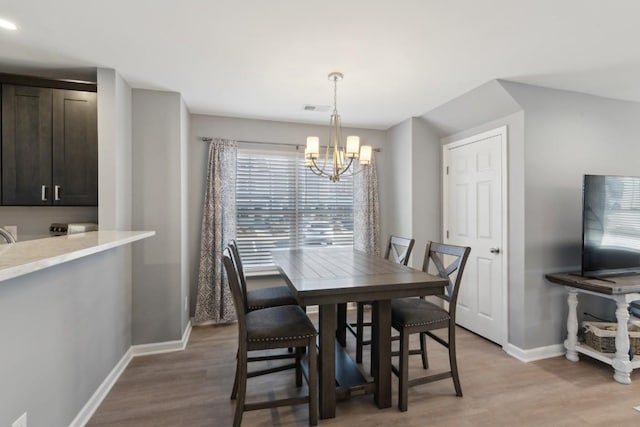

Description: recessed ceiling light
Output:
[0,18,17,31]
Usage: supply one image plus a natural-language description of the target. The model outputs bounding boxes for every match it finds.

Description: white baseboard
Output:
[70,321,192,426]
[132,321,192,356]
[505,342,565,362]
[69,347,133,427]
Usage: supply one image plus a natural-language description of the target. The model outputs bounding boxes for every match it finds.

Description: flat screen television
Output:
[582,174,640,277]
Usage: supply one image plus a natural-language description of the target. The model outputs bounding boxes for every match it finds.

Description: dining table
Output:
[271,246,448,419]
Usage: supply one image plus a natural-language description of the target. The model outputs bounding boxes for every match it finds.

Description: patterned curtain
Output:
[353,155,381,256]
[194,138,238,324]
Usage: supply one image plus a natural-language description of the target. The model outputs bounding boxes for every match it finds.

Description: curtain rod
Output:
[200,137,298,148]
[200,136,381,152]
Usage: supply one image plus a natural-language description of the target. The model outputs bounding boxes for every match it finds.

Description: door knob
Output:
[490,247,500,254]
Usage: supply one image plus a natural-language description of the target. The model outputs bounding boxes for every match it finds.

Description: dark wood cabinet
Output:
[52,89,98,206]
[1,82,97,206]
[1,85,53,205]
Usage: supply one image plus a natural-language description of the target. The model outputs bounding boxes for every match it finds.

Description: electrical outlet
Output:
[12,412,27,427]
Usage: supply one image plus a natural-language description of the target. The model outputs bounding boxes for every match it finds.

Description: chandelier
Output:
[304,72,372,182]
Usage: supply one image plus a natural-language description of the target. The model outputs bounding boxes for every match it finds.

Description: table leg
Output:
[372,299,392,408]
[564,289,579,362]
[336,303,347,347]
[613,298,632,384]
[318,303,337,419]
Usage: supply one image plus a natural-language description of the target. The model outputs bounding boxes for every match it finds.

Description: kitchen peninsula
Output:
[0,230,154,282]
[0,230,155,427]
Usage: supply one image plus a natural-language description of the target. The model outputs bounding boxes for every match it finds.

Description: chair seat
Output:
[391,298,450,329]
[246,305,317,350]
[247,286,297,310]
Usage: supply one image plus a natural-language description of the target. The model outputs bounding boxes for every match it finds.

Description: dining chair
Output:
[227,242,299,400]
[228,239,298,311]
[347,235,415,363]
[390,241,471,411]
[223,247,318,426]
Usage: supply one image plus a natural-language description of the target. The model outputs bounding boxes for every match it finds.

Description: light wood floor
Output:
[88,314,640,426]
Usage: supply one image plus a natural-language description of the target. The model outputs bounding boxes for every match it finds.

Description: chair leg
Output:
[296,347,303,387]
[398,329,410,412]
[308,338,318,426]
[356,302,364,363]
[231,348,239,400]
[233,348,248,427]
[337,303,347,347]
[449,324,463,397]
[419,332,429,369]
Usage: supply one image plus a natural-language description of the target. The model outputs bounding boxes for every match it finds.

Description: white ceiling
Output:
[1,0,640,130]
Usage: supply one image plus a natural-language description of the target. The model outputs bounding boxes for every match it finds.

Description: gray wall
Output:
[384,119,413,244]
[501,81,640,347]
[384,118,442,269]
[189,114,387,316]
[132,89,189,343]
[180,99,191,331]
[411,118,444,267]
[97,68,132,230]
[0,246,132,427]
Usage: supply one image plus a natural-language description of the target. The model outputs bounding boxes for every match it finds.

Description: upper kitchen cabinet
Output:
[1,84,53,205]
[52,89,98,206]
[1,76,98,206]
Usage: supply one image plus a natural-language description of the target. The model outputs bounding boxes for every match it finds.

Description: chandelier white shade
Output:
[304,72,372,182]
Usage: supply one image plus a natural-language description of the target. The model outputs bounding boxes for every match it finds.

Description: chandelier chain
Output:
[333,74,338,114]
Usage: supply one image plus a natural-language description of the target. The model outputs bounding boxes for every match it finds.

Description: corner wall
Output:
[180,99,191,331]
[384,120,413,244]
[411,118,444,267]
[131,89,189,343]
[502,81,640,348]
[97,68,132,230]
[384,118,442,268]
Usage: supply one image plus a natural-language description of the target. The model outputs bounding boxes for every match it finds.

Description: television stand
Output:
[546,272,640,384]
[568,272,616,283]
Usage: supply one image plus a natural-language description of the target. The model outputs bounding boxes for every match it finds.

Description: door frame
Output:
[442,125,509,349]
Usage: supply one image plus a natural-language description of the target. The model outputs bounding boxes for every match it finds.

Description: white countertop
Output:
[0,230,155,282]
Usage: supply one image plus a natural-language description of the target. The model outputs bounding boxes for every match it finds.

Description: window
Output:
[236,148,353,272]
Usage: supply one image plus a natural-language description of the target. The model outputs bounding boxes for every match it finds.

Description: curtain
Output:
[353,155,381,256]
[194,138,238,324]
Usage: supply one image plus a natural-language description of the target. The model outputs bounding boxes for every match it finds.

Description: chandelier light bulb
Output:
[346,136,360,158]
[306,136,320,158]
[359,145,372,165]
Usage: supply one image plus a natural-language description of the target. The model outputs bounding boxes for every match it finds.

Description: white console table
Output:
[546,273,640,384]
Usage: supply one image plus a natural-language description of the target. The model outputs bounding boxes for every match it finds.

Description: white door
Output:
[443,127,507,346]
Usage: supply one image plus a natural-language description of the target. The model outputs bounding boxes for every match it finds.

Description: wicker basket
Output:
[583,321,640,354]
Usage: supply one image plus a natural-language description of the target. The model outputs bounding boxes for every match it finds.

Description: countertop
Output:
[0,230,155,282]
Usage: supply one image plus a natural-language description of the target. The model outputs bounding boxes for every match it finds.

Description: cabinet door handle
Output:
[41,185,48,201]
[54,185,61,201]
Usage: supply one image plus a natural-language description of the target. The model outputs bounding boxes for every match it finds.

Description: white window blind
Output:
[236,148,353,271]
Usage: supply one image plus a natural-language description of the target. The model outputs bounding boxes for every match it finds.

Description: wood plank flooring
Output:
[88,313,640,426]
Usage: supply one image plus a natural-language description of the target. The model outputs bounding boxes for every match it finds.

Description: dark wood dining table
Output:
[271,247,447,419]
